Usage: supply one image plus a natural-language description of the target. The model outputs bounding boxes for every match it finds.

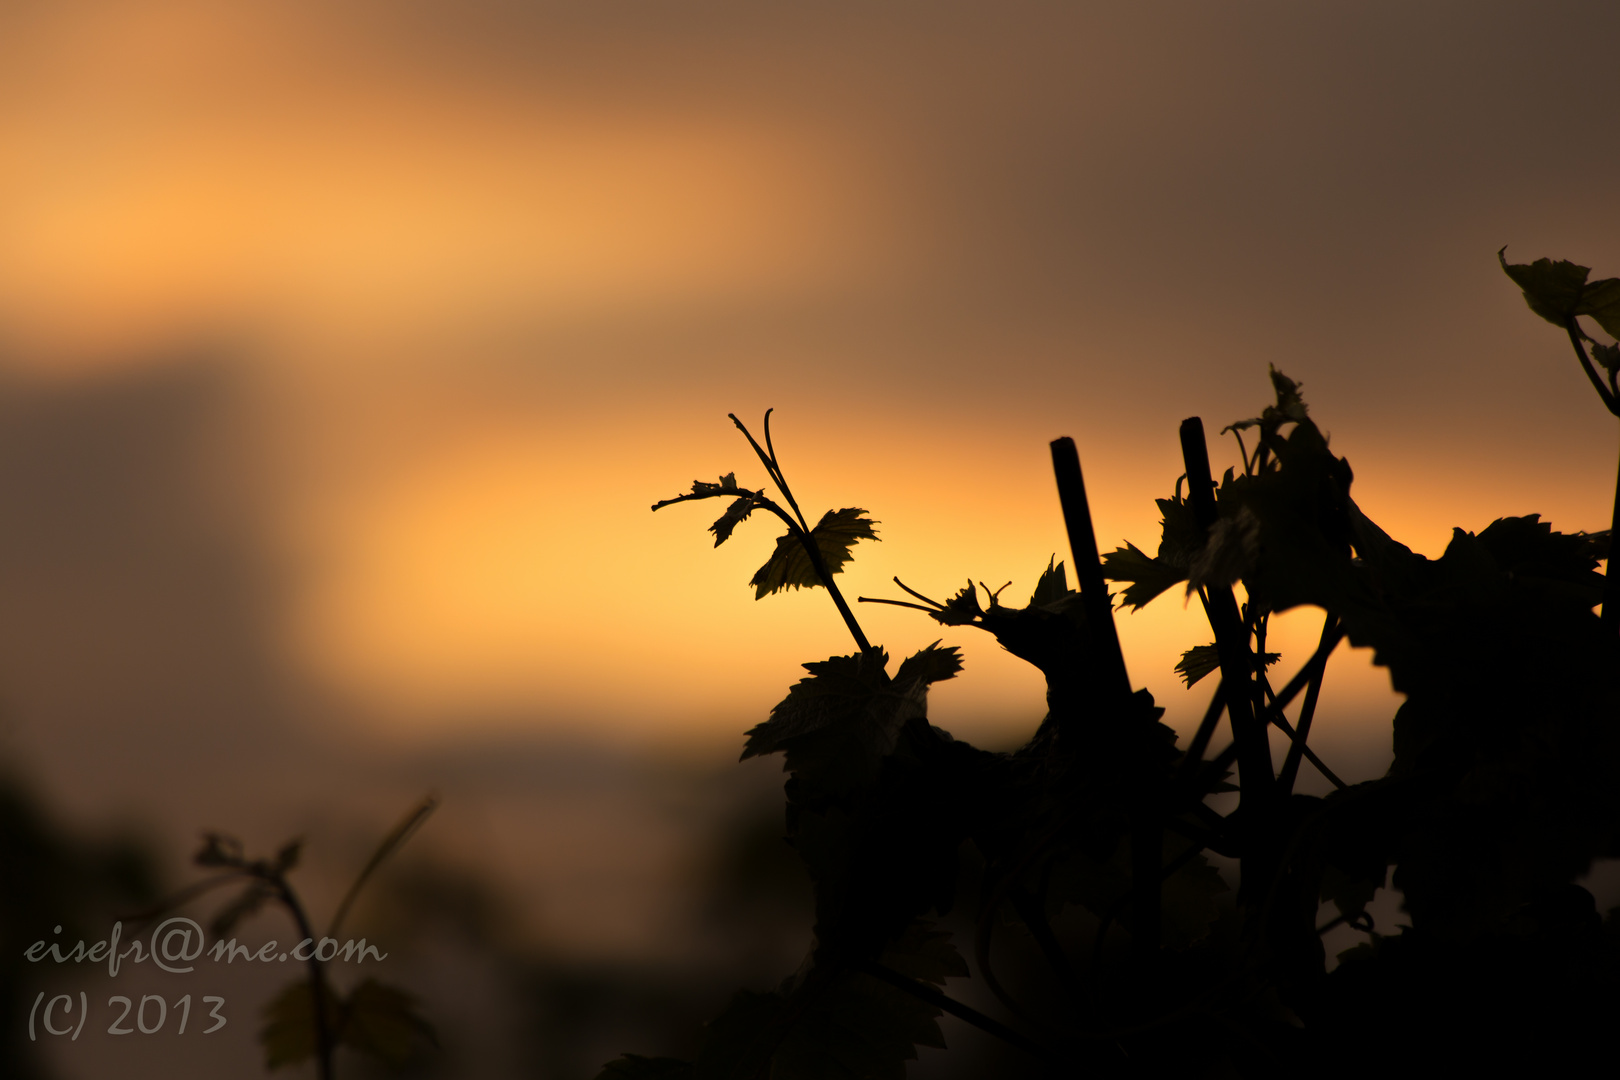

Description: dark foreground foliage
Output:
[607,254,1620,1078]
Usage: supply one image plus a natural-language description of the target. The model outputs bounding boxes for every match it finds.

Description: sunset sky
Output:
[2,0,1619,884]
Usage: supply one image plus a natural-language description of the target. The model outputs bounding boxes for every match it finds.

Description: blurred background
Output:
[3,1,1619,1076]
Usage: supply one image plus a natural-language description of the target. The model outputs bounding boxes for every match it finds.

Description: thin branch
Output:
[1277,613,1340,794]
[329,794,438,938]
[1259,620,1347,723]
[1606,433,1620,634]
[733,409,799,531]
[1178,679,1227,778]
[809,558,875,655]
[1566,320,1620,416]
[729,412,800,525]
[650,486,756,512]
[856,596,936,612]
[761,409,815,530]
[1230,429,1253,475]
[120,871,248,929]
[892,577,945,608]
[1260,696,1347,790]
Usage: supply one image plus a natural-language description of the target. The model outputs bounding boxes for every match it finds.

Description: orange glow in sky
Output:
[1,0,1616,761]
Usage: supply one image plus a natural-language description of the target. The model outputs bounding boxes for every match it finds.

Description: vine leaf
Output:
[341,980,439,1067]
[1101,541,1186,610]
[260,978,435,1071]
[881,918,970,984]
[1592,342,1620,377]
[742,645,959,799]
[1046,836,1228,950]
[750,508,879,600]
[596,1054,693,1079]
[1102,489,1208,611]
[679,922,964,1080]
[1223,366,1309,434]
[1499,248,1620,339]
[1175,643,1280,687]
[1320,861,1386,923]
[893,641,965,687]
[1028,556,1073,608]
[709,496,756,547]
[261,980,342,1070]
[929,581,983,626]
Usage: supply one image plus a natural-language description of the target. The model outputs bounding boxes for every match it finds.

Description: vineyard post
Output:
[1048,436,1160,960]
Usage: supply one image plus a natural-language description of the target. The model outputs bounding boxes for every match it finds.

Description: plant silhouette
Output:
[140,795,439,1078]
[606,255,1620,1077]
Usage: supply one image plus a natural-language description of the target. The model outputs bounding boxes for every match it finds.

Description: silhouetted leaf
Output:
[1047,835,1228,950]
[1500,248,1592,327]
[1158,845,1231,950]
[1499,248,1620,337]
[692,989,787,1080]
[1174,645,1222,687]
[1154,494,1204,568]
[1029,556,1072,608]
[1320,861,1384,922]
[1102,541,1187,610]
[1175,643,1281,687]
[743,652,898,759]
[340,979,436,1067]
[1579,277,1620,340]
[597,1055,693,1080]
[742,650,926,797]
[750,508,879,599]
[261,980,341,1070]
[652,473,754,513]
[744,644,957,792]
[1593,341,1620,377]
[709,496,756,547]
[691,922,965,1080]
[893,642,963,688]
[1222,365,1310,434]
[880,919,969,984]
[928,581,982,626]
[261,977,435,1071]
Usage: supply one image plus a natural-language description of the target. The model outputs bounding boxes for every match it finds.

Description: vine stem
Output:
[1562,319,1620,631]
[1276,613,1340,793]
[329,795,437,938]
[1178,677,1228,778]
[1606,431,1620,634]
[273,877,334,1080]
[730,413,876,656]
[1565,319,1620,416]
[1178,418,1276,844]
